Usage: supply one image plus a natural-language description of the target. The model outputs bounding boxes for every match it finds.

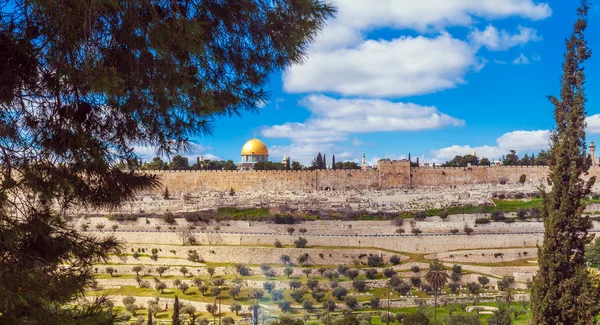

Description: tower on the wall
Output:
[361,153,367,170]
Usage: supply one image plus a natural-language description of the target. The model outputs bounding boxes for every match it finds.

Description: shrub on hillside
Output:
[294,237,307,248]
[367,255,383,267]
[475,218,490,225]
[439,210,449,220]
[517,208,529,220]
[163,212,176,224]
[490,211,505,221]
[389,255,401,265]
[413,211,428,221]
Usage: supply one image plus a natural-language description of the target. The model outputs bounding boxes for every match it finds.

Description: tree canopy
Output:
[531,1,600,323]
[0,0,334,323]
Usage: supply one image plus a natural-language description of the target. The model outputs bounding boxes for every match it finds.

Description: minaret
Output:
[361,153,367,170]
[590,141,596,165]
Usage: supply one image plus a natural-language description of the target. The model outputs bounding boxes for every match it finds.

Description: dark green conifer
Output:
[531,1,599,323]
[172,296,181,325]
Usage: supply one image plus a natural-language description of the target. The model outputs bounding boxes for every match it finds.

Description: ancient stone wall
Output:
[145,160,600,194]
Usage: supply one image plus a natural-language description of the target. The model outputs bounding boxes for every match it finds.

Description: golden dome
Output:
[241,138,268,156]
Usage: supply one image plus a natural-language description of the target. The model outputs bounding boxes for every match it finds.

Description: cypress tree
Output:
[147,312,153,325]
[172,295,181,325]
[531,1,599,323]
[332,155,336,170]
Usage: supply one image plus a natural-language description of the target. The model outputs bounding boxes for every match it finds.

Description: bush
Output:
[413,211,428,221]
[464,226,474,235]
[352,279,366,292]
[331,287,348,300]
[466,282,481,294]
[409,277,421,287]
[530,208,542,219]
[448,282,459,294]
[396,228,405,234]
[514,192,524,199]
[346,269,359,280]
[411,228,422,236]
[475,218,490,224]
[367,255,383,267]
[394,282,411,296]
[271,290,284,301]
[490,211,506,221]
[389,255,401,265]
[369,297,380,309]
[439,210,449,220]
[519,174,527,184]
[410,265,420,273]
[294,237,307,248]
[365,269,378,279]
[383,268,396,278]
[450,228,459,235]
[163,212,176,224]
[274,240,282,248]
[108,214,138,221]
[345,296,358,309]
[403,311,430,325]
[517,208,529,220]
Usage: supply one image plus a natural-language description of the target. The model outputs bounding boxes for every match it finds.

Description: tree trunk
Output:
[434,290,438,321]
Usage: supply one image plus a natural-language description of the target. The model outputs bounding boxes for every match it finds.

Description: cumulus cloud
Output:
[513,53,531,64]
[133,142,220,162]
[468,25,541,51]
[284,33,479,97]
[268,142,352,166]
[430,130,551,162]
[586,114,600,134]
[261,95,464,144]
[319,0,551,38]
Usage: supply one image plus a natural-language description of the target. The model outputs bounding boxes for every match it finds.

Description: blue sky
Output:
[138,0,600,166]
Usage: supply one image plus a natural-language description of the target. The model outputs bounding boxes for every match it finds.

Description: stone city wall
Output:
[107,231,542,254]
[142,160,600,194]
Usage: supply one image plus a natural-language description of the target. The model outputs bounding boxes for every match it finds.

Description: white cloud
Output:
[586,115,600,133]
[513,53,530,64]
[321,0,551,37]
[532,53,541,61]
[261,95,464,144]
[269,142,337,166]
[352,138,375,147]
[468,24,541,51]
[430,130,551,162]
[285,33,479,97]
[494,59,508,64]
[133,142,221,162]
[256,100,268,109]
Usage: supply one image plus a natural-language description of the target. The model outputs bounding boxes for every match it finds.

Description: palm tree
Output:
[425,260,449,321]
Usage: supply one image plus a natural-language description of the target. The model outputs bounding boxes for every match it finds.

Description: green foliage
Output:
[334,161,361,169]
[311,152,325,170]
[254,161,288,170]
[519,174,527,184]
[586,238,600,266]
[169,155,189,170]
[488,305,513,325]
[270,316,305,325]
[403,310,431,325]
[445,314,480,325]
[1,0,334,317]
[442,154,479,167]
[141,157,169,170]
[294,237,308,248]
[532,4,600,322]
[163,212,176,224]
